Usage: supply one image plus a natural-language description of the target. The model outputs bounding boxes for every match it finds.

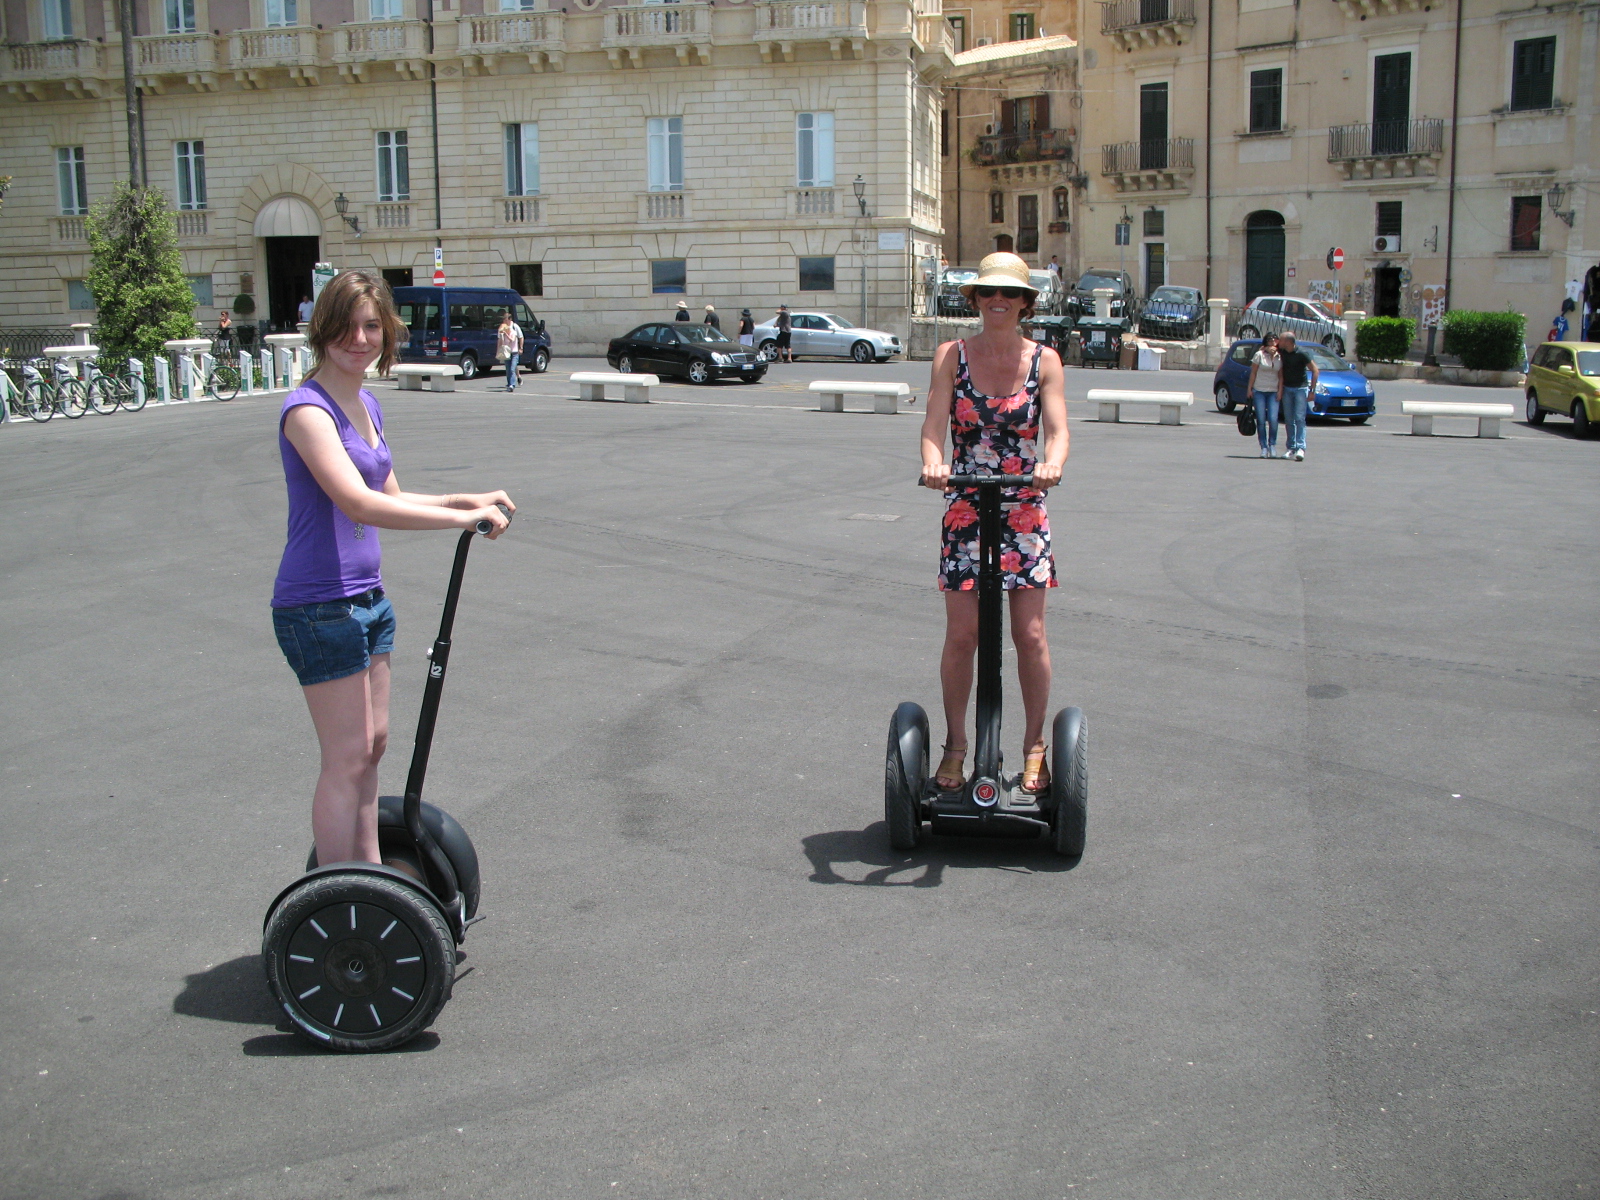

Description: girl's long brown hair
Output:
[305,269,408,378]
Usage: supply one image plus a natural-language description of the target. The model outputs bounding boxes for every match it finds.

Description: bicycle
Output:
[18,358,88,422]
[91,359,148,413]
[203,348,241,401]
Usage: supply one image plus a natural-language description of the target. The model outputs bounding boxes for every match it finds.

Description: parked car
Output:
[1213,338,1375,422]
[1137,285,1207,340]
[750,311,902,362]
[606,322,766,384]
[392,285,551,380]
[1028,270,1067,316]
[1525,341,1600,435]
[1070,268,1135,321]
[937,268,979,316]
[1235,296,1348,357]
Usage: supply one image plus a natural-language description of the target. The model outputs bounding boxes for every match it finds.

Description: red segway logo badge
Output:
[972,780,998,807]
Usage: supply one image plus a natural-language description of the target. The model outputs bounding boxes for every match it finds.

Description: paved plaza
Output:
[0,358,1595,1199]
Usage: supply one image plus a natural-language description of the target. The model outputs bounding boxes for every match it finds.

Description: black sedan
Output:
[1137,285,1207,340]
[606,322,766,384]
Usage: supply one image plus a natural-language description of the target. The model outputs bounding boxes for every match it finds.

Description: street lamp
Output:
[852,174,867,216]
[333,192,362,235]
[1546,182,1575,227]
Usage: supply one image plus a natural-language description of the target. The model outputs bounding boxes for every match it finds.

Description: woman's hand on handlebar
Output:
[1031,462,1063,491]
[450,489,517,519]
[466,504,511,539]
[920,463,951,490]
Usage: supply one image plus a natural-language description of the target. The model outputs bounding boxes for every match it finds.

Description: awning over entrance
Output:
[253,196,322,238]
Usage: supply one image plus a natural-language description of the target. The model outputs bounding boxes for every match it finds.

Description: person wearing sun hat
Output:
[918,251,1070,799]
[674,300,691,322]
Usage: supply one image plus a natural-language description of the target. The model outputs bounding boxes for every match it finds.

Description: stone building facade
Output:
[0,0,952,351]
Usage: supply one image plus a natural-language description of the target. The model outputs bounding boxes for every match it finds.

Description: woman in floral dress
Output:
[919,253,1069,795]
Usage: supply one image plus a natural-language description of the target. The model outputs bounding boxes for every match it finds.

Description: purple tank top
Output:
[271,380,393,609]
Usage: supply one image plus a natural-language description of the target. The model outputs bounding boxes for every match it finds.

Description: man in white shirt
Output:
[1046,255,1062,279]
[297,295,314,324]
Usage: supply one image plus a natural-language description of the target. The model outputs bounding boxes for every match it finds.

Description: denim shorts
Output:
[272,591,396,687]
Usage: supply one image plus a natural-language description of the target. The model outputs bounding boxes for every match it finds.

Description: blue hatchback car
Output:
[1212,339,1376,423]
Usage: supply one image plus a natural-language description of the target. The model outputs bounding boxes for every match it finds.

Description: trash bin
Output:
[1024,316,1074,357]
[1078,317,1126,368]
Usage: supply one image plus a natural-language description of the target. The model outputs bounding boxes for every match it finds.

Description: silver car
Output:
[751,312,903,362]
[1236,296,1348,357]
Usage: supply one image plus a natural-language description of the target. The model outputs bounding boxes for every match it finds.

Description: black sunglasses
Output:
[972,286,1029,299]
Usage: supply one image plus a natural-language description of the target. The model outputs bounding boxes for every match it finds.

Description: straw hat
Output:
[958,252,1038,299]
[676,300,688,309]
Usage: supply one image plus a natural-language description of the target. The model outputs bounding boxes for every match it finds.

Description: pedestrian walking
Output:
[1246,332,1283,458]
[738,308,755,348]
[703,305,721,331]
[1277,333,1318,462]
[674,300,691,322]
[774,304,793,362]
[271,269,512,868]
[918,251,1068,795]
[1046,255,1062,280]
[496,309,524,391]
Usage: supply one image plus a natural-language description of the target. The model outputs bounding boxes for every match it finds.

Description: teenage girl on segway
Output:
[919,253,1070,798]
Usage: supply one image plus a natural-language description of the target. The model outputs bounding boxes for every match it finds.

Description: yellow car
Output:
[1526,341,1600,437]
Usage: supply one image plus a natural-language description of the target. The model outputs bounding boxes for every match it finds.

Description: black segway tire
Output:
[885,701,929,851]
[1049,707,1087,857]
[264,873,455,1052]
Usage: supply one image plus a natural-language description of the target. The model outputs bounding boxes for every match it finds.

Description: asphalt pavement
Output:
[1,355,1595,1199]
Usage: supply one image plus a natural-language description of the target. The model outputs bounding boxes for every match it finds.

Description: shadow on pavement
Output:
[172,955,281,1026]
[803,821,1078,887]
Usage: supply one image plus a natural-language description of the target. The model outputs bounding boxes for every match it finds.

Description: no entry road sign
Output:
[1327,247,1346,270]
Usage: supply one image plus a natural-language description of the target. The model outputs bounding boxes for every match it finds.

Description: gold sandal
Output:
[934,745,968,792]
[1020,744,1051,794]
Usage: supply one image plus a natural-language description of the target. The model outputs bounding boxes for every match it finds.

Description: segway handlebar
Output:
[473,503,514,536]
[919,472,1035,487]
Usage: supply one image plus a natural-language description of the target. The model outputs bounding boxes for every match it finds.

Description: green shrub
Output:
[1355,316,1416,362]
[1440,309,1527,372]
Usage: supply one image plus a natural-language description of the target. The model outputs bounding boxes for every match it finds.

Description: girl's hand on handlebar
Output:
[1032,463,1063,490]
[921,463,951,490]
[467,505,511,539]
[454,489,517,518]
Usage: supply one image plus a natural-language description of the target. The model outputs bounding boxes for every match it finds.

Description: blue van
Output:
[391,286,552,381]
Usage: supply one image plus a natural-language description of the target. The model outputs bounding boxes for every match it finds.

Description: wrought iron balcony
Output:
[602,3,712,68]
[753,0,868,61]
[1327,118,1443,179]
[462,11,565,72]
[1100,137,1195,191]
[973,128,1073,166]
[1099,0,1196,49]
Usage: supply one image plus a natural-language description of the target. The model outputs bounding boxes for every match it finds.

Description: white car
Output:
[750,311,902,362]
[1235,296,1348,357]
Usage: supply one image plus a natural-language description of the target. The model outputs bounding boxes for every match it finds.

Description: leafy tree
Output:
[85,183,196,367]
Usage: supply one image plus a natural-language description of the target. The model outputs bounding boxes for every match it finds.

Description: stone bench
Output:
[1400,400,1515,439]
[571,371,656,403]
[1089,388,1195,426]
[393,363,463,393]
[809,380,911,414]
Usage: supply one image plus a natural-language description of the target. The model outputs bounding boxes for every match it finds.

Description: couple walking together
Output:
[1245,332,1321,460]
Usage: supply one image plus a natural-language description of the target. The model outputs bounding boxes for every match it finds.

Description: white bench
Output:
[571,371,656,403]
[809,380,911,414]
[1401,399,1515,439]
[393,363,463,393]
[1089,388,1195,426]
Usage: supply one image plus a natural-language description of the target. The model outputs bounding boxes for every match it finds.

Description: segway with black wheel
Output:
[886,474,1087,857]
[263,515,503,1051]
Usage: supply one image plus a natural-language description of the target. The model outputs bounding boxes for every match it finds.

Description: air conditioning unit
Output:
[976,35,993,45]
[1373,234,1401,253]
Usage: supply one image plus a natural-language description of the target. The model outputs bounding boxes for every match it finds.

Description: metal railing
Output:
[973,127,1073,165]
[1100,0,1195,32]
[1327,118,1444,160]
[1101,137,1195,174]
[0,328,92,358]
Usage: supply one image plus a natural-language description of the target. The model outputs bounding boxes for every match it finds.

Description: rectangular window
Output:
[946,14,965,51]
[1144,242,1166,293]
[795,112,835,188]
[186,274,214,306]
[509,263,544,296]
[42,0,72,38]
[265,0,297,24]
[67,280,96,310]
[369,0,402,17]
[1139,82,1169,169]
[647,116,683,192]
[448,303,485,331]
[1375,200,1402,237]
[989,191,1004,223]
[798,257,835,291]
[503,123,540,196]
[1000,95,1048,135]
[174,140,206,210]
[651,259,686,294]
[397,301,440,333]
[1008,11,1033,40]
[56,146,87,215]
[376,130,409,201]
[1510,36,1556,111]
[1249,68,1283,133]
[165,0,195,32]
[1510,195,1541,251]
[1016,194,1039,255]
[1143,208,1164,237]
[382,267,413,288]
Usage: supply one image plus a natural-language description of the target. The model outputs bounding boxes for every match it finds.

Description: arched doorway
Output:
[254,196,322,331]
[994,234,1014,253]
[1244,210,1285,301]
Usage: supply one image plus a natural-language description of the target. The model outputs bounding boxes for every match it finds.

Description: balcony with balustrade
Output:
[174,210,209,237]
[1327,118,1443,179]
[1101,137,1195,191]
[333,20,429,80]
[973,127,1073,166]
[640,191,690,220]
[791,187,838,216]
[1331,0,1425,17]
[1,40,106,100]
[1099,0,1196,50]
[134,33,219,93]
[602,3,712,68]
[229,26,323,87]
[752,0,868,62]
[499,196,543,225]
[461,11,565,73]
[55,215,87,242]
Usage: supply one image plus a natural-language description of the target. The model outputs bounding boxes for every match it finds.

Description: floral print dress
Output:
[938,340,1057,592]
